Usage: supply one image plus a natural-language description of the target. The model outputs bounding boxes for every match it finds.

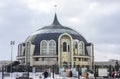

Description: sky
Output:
[0,0,120,61]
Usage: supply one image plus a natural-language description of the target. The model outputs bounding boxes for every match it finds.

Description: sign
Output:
[98,68,108,76]
[81,68,87,77]
[81,68,87,75]
[71,68,77,77]
[32,67,36,73]
[59,67,64,76]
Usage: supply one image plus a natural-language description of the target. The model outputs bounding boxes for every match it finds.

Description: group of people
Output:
[62,69,73,77]
[109,68,120,79]
[42,68,89,79]
[62,69,89,78]
[42,68,73,79]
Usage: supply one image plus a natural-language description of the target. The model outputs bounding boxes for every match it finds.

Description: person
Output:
[62,70,66,77]
[69,70,73,77]
[111,69,115,79]
[79,69,82,77]
[86,71,89,79]
[43,70,48,79]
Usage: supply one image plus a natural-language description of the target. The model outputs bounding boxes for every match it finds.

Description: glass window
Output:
[18,44,23,56]
[63,42,67,52]
[35,58,39,61]
[49,40,56,55]
[42,58,44,61]
[18,45,20,56]
[73,41,77,48]
[74,58,76,61]
[79,41,85,55]
[73,41,78,55]
[40,40,47,55]
[68,45,70,52]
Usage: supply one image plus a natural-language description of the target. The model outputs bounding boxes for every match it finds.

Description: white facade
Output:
[17,33,94,69]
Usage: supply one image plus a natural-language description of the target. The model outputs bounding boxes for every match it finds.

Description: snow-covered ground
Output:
[0,72,88,79]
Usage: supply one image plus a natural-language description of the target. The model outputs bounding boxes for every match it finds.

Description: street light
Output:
[2,65,4,79]
[10,41,15,78]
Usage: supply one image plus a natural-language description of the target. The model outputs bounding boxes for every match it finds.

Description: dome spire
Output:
[52,13,61,25]
[52,4,61,25]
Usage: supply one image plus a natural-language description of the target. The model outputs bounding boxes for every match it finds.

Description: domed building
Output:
[17,14,94,70]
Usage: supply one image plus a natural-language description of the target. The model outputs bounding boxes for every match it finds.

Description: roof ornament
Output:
[54,4,57,13]
[52,4,61,25]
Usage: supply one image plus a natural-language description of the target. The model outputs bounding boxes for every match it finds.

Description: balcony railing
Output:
[76,61,89,65]
[33,61,57,65]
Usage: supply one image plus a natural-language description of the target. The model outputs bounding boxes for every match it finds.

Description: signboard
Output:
[71,68,77,77]
[98,68,108,76]
[59,67,64,76]
[81,68,87,75]
[81,68,87,77]
[32,67,36,73]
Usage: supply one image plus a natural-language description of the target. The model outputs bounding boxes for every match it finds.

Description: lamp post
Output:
[2,65,4,79]
[10,41,15,78]
[52,65,54,78]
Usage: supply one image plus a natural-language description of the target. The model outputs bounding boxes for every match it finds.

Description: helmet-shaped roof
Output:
[25,14,88,55]
[26,14,87,43]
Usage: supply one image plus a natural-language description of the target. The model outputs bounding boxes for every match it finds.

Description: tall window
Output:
[49,40,56,55]
[79,41,85,55]
[68,45,70,52]
[73,41,78,55]
[41,40,47,55]
[18,44,23,56]
[18,44,20,56]
[63,42,67,52]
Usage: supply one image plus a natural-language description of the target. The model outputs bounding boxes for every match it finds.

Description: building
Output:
[17,14,94,69]
[95,59,120,67]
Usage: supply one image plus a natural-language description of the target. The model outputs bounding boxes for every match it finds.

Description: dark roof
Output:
[52,13,61,25]
[25,33,88,56]
[24,14,89,56]
[38,14,76,31]
[35,14,85,39]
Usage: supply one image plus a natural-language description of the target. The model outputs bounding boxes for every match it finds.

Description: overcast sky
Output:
[0,0,120,61]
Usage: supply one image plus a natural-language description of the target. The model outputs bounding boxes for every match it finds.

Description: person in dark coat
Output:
[79,70,82,76]
[43,70,48,79]
[69,70,73,77]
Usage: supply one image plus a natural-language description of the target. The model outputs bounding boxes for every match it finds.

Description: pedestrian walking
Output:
[111,69,115,79]
[69,70,73,77]
[43,70,48,79]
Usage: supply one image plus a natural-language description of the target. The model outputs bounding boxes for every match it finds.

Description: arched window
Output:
[78,41,85,55]
[40,40,47,55]
[49,40,56,55]
[18,44,24,56]
[73,41,78,55]
[63,42,67,52]
[18,44,21,56]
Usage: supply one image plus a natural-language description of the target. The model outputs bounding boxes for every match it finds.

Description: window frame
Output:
[40,40,47,55]
[49,40,56,55]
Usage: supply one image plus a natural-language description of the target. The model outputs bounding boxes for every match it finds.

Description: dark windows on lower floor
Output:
[35,58,39,61]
